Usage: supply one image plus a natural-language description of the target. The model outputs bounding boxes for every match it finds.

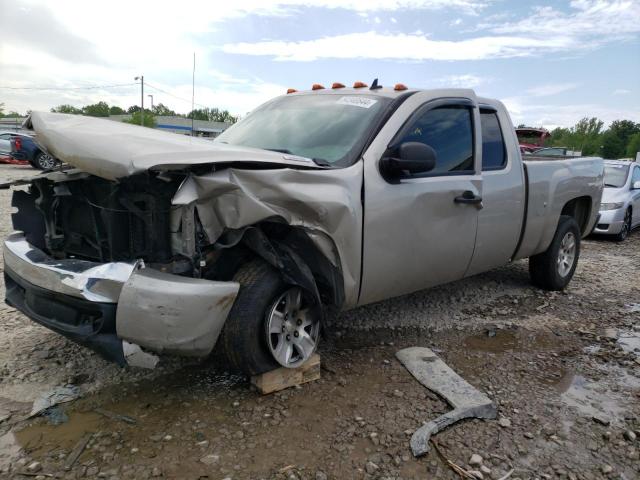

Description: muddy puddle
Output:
[617,330,640,356]
[555,366,640,426]
[462,328,561,353]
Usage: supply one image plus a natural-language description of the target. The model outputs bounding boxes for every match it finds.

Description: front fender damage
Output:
[171,164,363,309]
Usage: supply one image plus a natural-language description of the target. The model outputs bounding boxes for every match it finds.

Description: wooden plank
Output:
[251,354,320,394]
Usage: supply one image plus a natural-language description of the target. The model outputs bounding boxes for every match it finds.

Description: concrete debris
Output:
[396,347,497,457]
[30,385,80,417]
[122,341,160,369]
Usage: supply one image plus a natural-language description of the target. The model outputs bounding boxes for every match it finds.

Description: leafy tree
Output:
[122,111,156,128]
[127,105,141,114]
[109,106,126,115]
[608,120,640,148]
[188,107,238,123]
[601,131,625,159]
[82,101,110,117]
[626,132,640,159]
[152,103,176,116]
[51,104,82,114]
[0,102,4,116]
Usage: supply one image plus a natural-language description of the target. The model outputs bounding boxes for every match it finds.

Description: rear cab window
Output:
[480,109,507,171]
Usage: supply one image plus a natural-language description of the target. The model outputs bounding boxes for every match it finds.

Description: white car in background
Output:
[594,160,640,241]
[0,131,16,155]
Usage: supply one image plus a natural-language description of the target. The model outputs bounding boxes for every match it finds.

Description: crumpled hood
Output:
[25,111,318,181]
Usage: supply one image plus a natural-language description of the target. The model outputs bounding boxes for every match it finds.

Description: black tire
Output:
[218,259,321,376]
[529,215,581,291]
[33,151,58,170]
[614,208,631,242]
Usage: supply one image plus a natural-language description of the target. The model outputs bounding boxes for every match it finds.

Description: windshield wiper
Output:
[311,158,332,167]
[264,148,293,154]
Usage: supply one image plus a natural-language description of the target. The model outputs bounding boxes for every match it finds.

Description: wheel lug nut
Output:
[286,334,291,341]
[281,326,286,332]
[294,331,299,338]
[296,319,302,326]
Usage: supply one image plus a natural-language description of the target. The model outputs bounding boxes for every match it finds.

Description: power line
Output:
[0,82,138,91]
[145,82,208,109]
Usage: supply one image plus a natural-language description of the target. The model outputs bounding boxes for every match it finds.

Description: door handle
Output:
[454,191,483,205]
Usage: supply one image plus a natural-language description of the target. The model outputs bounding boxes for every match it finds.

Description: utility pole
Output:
[135,75,144,126]
[148,94,154,111]
[191,52,195,137]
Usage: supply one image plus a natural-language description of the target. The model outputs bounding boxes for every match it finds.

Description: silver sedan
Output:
[593,160,640,241]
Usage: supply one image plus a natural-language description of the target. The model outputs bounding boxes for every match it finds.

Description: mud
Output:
[0,164,638,479]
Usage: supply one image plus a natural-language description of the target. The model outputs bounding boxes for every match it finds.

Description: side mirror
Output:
[380,142,437,178]
[633,181,640,190]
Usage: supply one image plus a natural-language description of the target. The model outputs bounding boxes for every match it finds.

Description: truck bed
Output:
[515,157,604,260]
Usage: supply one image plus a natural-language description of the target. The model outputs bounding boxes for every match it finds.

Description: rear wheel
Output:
[219,260,321,375]
[529,215,580,291]
[614,208,631,242]
[33,151,58,170]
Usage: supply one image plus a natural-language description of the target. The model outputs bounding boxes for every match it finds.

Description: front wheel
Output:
[33,151,58,170]
[529,215,581,291]
[613,208,631,242]
[219,260,321,375]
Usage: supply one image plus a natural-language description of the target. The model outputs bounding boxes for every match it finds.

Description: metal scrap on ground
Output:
[396,347,497,457]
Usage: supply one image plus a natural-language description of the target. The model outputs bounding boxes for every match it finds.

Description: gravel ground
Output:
[0,163,638,479]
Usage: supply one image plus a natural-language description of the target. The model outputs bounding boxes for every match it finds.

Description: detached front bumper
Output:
[593,208,625,235]
[3,233,239,368]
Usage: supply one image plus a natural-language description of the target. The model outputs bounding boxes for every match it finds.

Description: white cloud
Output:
[526,83,579,97]
[222,0,640,62]
[222,31,575,61]
[502,96,640,129]
[436,74,484,88]
[613,88,631,95]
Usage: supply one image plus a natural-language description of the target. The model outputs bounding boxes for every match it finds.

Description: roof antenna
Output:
[370,78,382,90]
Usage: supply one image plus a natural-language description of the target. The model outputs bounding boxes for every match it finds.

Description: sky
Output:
[0,0,639,129]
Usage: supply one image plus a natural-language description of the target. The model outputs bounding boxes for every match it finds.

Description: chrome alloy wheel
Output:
[265,287,319,368]
[38,153,57,170]
[557,231,576,277]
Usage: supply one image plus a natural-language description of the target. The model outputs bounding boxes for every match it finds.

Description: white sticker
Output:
[336,96,378,109]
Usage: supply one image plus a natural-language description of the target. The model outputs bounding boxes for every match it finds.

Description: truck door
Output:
[465,104,526,276]
[358,90,482,306]
[632,165,640,227]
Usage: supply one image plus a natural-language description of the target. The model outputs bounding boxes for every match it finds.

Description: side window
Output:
[480,110,507,170]
[632,166,640,184]
[397,106,474,176]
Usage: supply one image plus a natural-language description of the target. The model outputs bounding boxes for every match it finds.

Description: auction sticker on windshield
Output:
[336,97,378,108]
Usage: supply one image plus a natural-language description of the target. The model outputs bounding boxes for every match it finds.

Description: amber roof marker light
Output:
[394,83,408,91]
[353,81,368,88]
[331,82,345,89]
[312,83,325,90]
[286,88,297,94]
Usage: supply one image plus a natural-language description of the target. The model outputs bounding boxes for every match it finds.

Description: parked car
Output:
[532,147,581,157]
[10,134,59,169]
[593,160,640,241]
[0,131,14,155]
[3,86,604,374]
[516,127,550,153]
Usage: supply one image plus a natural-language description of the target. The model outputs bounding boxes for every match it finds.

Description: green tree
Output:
[601,131,626,159]
[188,107,238,123]
[626,132,640,159]
[109,105,126,115]
[127,105,141,114]
[0,102,4,117]
[608,120,640,148]
[51,104,82,114]
[152,103,176,116]
[82,101,110,117]
[122,111,156,128]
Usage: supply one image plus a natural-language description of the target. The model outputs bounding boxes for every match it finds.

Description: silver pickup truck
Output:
[2,85,604,374]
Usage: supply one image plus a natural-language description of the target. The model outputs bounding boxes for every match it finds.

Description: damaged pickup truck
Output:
[2,85,604,374]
